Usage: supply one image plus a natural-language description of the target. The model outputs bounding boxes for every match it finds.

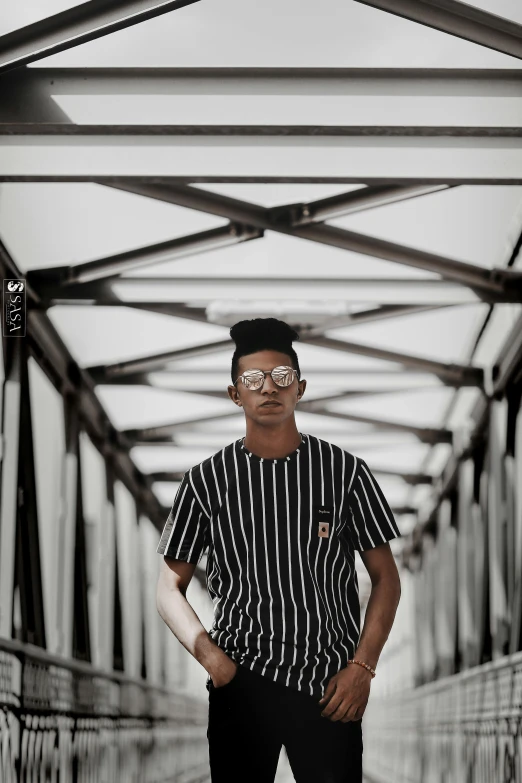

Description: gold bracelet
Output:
[347,659,376,678]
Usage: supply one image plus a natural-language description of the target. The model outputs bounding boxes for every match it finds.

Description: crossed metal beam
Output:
[0,0,200,74]
[27,182,462,286]
[355,0,522,60]
[146,386,437,401]
[103,182,522,303]
[2,0,518,535]
[29,224,262,285]
[81,368,454,442]
[90,332,462,445]
[24,172,489,455]
[8,50,502,463]
[121,405,453,446]
[95,330,464,449]
[27,181,522,302]
[83,334,482,389]
[30,297,452,336]
[91,377,442,398]
[26,178,489,398]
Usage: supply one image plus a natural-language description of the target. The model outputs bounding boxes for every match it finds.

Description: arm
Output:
[319,542,401,722]
[156,555,238,687]
[354,541,401,670]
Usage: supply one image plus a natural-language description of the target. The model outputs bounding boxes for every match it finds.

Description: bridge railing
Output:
[362,648,522,783]
[0,636,210,783]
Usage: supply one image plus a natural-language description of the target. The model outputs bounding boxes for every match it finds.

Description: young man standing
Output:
[156,318,402,783]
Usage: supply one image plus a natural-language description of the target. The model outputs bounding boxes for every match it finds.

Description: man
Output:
[156,318,402,783]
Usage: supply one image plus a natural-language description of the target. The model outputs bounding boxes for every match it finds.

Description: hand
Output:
[318,664,371,722]
[209,656,239,689]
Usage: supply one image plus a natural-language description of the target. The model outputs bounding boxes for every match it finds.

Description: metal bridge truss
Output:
[0,1,522,780]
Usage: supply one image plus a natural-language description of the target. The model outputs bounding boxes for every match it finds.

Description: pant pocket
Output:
[209,664,241,693]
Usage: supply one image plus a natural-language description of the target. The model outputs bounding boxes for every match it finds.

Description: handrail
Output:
[0,635,165,693]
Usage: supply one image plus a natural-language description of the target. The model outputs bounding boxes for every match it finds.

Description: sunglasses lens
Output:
[242,371,264,390]
[272,366,294,387]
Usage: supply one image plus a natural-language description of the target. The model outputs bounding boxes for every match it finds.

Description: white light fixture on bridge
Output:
[205,299,368,328]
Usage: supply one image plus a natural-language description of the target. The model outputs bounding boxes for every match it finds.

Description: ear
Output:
[297,378,307,401]
[228,384,242,406]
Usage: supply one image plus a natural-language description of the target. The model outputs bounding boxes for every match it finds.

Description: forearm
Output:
[353,577,401,671]
[156,585,226,675]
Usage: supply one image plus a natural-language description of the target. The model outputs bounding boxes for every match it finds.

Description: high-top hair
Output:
[230,318,301,382]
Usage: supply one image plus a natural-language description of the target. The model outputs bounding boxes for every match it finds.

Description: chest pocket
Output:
[313,505,335,540]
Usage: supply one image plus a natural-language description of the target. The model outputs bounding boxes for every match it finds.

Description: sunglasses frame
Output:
[233,365,300,390]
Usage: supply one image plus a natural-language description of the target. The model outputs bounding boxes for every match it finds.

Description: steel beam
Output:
[86,339,233,381]
[127,302,443,330]
[289,185,454,223]
[106,184,522,302]
[0,342,22,638]
[0,239,171,537]
[110,182,266,225]
[305,335,483,387]
[0,0,200,74]
[291,226,520,302]
[3,174,522,185]
[301,305,448,334]
[123,406,452,444]
[85,328,481,387]
[355,0,522,60]
[126,302,209,322]
[157,368,442,376]
[169,385,437,400]
[2,124,521,137]
[121,411,239,443]
[94,368,441,387]
[29,224,262,284]
[100,382,439,397]
[3,135,522,182]
[489,309,522,397]
[5,66,522,97]
[31,276,486,305]
[192,358,477,396]
[59,402,79,659]
[297,403,453,444]
[30,294,449,333]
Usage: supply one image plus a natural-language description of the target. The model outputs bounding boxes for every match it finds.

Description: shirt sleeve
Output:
[346,456,402,551]
[156,471,210,564]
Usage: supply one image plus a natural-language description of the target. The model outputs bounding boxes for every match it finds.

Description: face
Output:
[228,349,307,425]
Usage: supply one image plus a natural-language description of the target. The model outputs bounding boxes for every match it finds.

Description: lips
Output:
[260,401,282,408]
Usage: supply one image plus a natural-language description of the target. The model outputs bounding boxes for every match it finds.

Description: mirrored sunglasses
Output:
[234,365,299,391]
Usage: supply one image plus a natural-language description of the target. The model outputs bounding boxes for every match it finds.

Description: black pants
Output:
[206,662,363,783]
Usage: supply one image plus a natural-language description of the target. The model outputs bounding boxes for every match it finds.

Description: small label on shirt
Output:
[314,505,333,537]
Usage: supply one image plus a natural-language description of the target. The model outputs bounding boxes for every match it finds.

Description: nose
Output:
[260,373,278,393]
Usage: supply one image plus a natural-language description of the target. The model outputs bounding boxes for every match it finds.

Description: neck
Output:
[243,418,302,460]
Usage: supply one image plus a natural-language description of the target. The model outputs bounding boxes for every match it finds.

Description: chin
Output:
[254,407,291,422]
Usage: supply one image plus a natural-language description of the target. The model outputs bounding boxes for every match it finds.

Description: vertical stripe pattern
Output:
[156,434,401,698]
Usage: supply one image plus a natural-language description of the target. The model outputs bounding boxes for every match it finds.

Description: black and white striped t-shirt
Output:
[156,433,401,699]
